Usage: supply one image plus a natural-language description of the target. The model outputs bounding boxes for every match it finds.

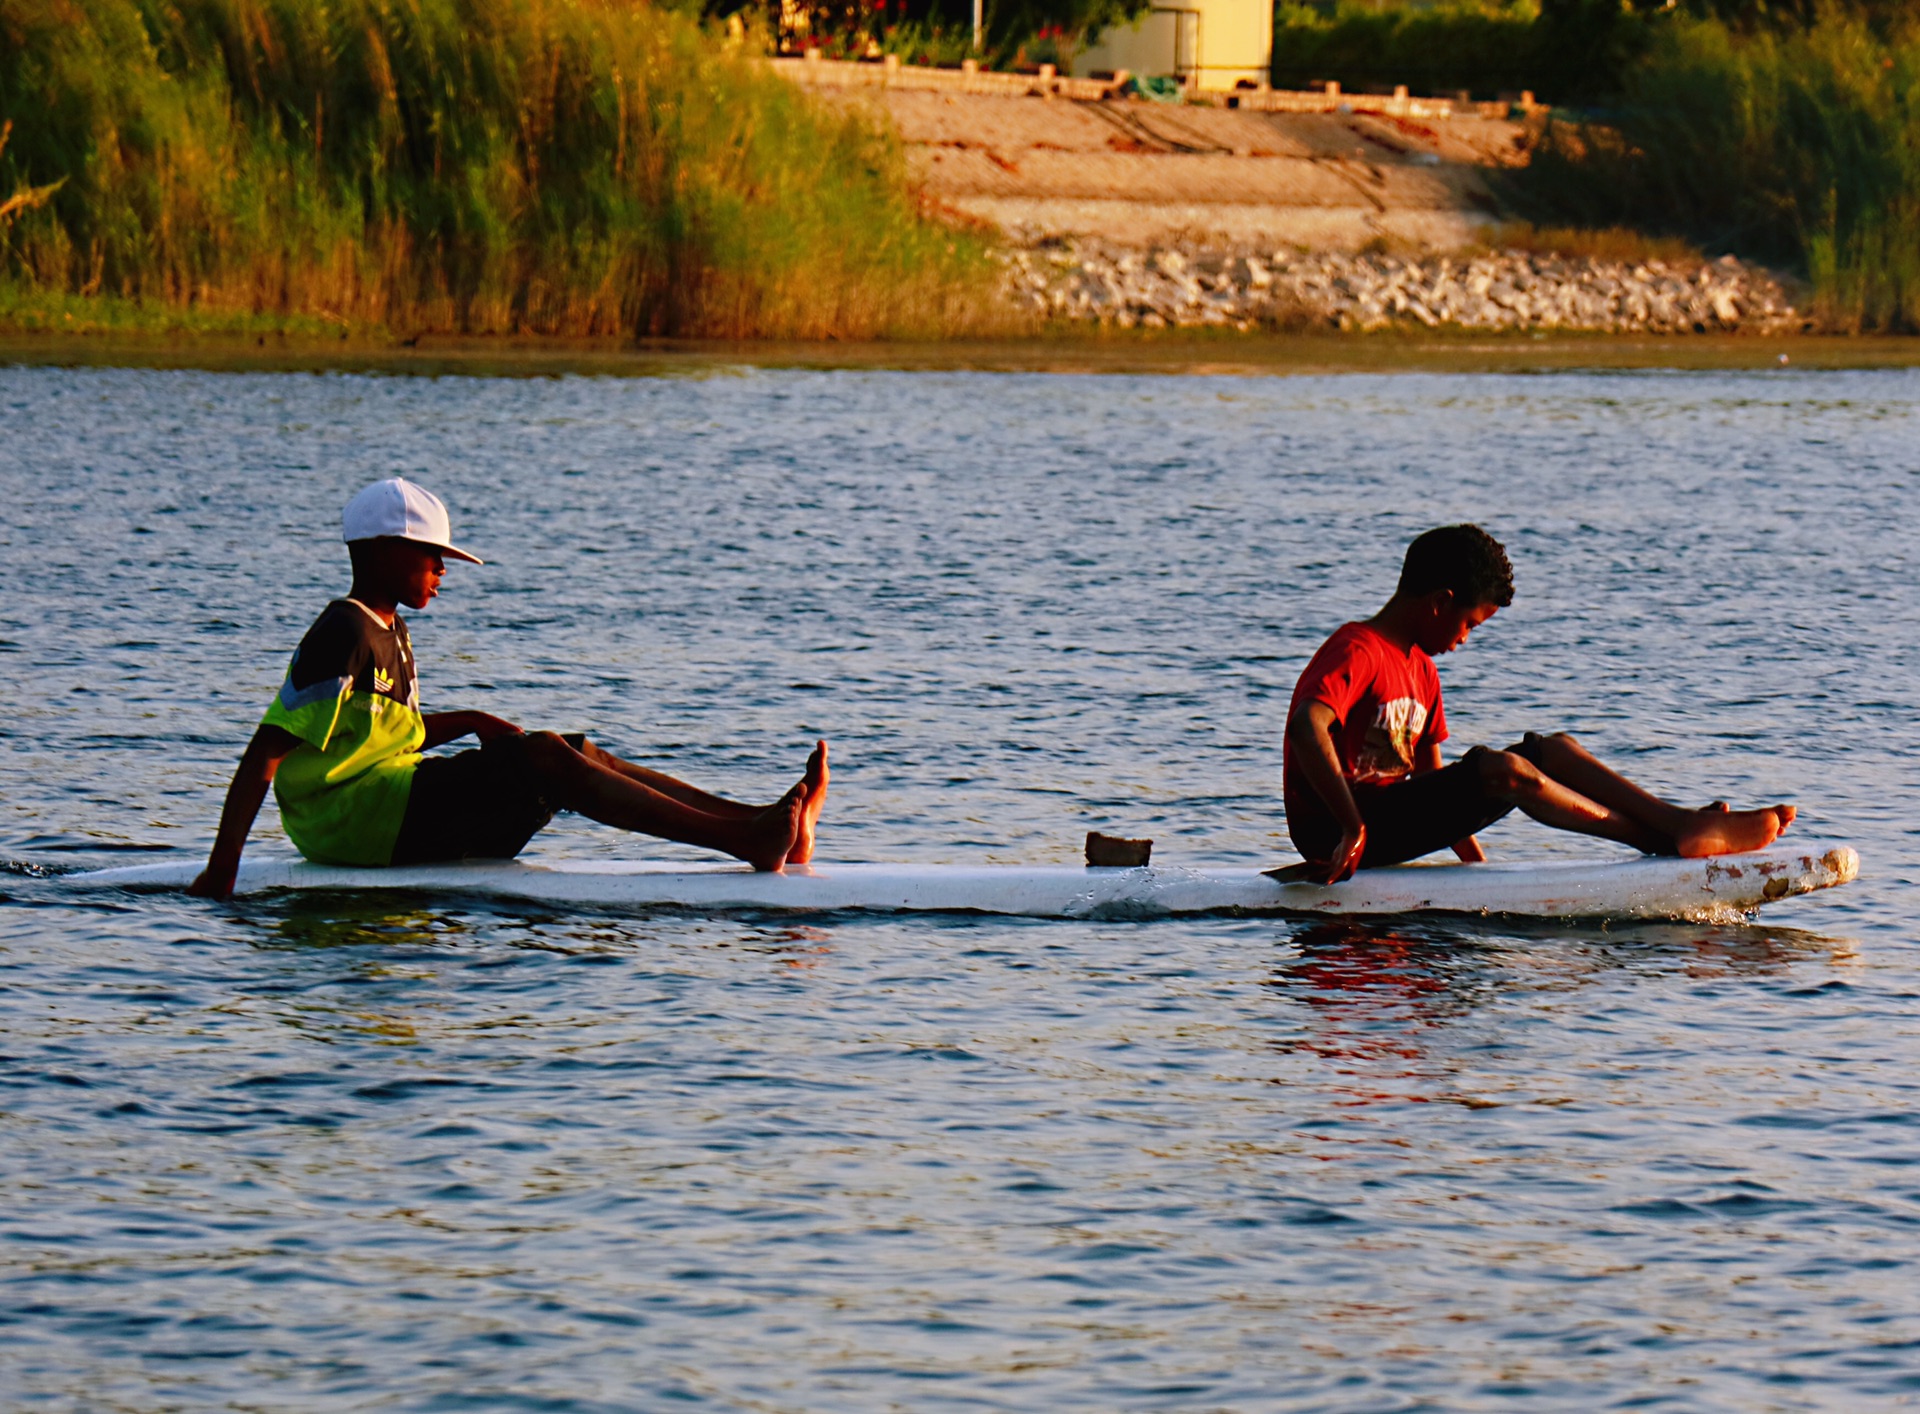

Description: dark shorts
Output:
[391,732,582,866]
[1289,736,1545,870]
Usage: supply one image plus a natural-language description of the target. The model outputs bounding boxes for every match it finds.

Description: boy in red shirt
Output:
[1284,524,1794,884]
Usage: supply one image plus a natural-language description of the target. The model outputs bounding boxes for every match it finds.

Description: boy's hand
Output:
[1316,823,1367,884]
[189,725,296,905]
[469,713,523,743]
[185,865,236,901]
[1289,703,1367,885]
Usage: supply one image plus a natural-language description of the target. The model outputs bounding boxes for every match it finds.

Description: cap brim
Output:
[354,533,485,565]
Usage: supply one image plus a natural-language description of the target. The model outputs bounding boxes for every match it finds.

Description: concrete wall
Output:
[1072,0,1272,93]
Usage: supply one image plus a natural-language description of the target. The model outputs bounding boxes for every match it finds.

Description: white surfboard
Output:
[64,844,1859,921]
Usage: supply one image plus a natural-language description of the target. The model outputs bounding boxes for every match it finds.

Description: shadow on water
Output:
[224,885,1862,985]
[237,889,842,964]
[242,892,486,952]
[1262,914,1860,1064]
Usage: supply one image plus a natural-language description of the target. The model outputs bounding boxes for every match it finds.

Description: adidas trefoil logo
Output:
[372,667,395,695]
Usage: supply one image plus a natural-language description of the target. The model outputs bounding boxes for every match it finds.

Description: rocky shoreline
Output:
[1000,241,1809,334]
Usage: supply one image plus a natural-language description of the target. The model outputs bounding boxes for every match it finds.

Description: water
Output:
[2,362,1918,1411]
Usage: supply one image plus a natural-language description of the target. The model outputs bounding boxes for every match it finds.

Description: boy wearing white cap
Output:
[187,478,827,899]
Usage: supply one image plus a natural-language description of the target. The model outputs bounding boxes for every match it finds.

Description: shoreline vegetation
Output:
[1518,10,1919,334]
[1,0,1914,346]
[1272,2,1917,333]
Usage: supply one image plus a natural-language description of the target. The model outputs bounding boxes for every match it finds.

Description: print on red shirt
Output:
[1352,695,1431,782]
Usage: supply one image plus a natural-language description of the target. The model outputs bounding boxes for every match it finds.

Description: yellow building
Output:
[1071,0,1273,93]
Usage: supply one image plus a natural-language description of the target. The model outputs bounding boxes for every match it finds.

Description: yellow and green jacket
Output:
[262,599,424,865]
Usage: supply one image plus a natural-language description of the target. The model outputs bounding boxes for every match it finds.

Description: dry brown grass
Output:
[0,0,1011,341]
[1481,221,1706,266]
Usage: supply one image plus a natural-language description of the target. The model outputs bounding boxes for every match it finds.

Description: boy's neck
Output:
[346,582,399,627]
[1364,594,1427,652]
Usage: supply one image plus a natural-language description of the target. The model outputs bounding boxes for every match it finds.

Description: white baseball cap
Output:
[341,477,483,564]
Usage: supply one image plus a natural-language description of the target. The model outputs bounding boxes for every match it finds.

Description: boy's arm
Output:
[420,711,522,750]
[1415,741,1486,862]
[186,725,302,900]
[1287,703,1367,884]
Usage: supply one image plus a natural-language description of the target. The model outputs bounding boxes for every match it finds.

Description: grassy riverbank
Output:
[0,0,1006,340]
[4,2,1913,344]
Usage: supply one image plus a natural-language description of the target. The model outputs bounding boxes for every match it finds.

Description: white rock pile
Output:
[999,240,1805,334]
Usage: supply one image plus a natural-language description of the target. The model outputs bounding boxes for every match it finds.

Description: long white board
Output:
[64,844,1859,921]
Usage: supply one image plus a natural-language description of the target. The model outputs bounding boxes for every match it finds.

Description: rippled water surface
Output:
[3,362,1919,1411]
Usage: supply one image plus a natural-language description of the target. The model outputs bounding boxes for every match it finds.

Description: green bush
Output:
[0,0,1003,339]
[714,0,1146,66]
[1269,0,1675,106]
[1271,2,1541,100]
[1519,11,1920,329]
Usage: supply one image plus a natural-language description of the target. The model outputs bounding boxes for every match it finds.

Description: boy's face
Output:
[394,541,447,610]
[1421,594,1499,655]
[358,537,447,610]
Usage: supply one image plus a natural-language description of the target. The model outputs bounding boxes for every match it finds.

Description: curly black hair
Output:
[1397,524,1514,607]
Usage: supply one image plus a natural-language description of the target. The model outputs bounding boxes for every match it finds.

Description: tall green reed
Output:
[1519,10,1920,330]
[1270,1,1544,102]
[0,0,1006,338]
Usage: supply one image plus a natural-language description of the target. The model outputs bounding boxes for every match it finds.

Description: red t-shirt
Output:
[1283,622,1448,835]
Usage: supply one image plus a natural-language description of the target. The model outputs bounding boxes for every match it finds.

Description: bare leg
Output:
[1523,732,1692,827]
[574,738,759,820]
[1482,735,1794,857]
[1524,732,1793,855]
[1477,748,1671,853]
[516,732,800,871]
[574,737,830,859]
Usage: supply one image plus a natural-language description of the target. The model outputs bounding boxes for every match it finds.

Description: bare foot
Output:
[787,740,829,865]
[740,786,804,872]
[1673,804,1794,858]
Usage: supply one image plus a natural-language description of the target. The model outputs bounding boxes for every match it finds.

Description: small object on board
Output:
[1086,831,1153,867]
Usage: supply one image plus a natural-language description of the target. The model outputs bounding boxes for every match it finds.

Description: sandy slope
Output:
[810,87,1534,251]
